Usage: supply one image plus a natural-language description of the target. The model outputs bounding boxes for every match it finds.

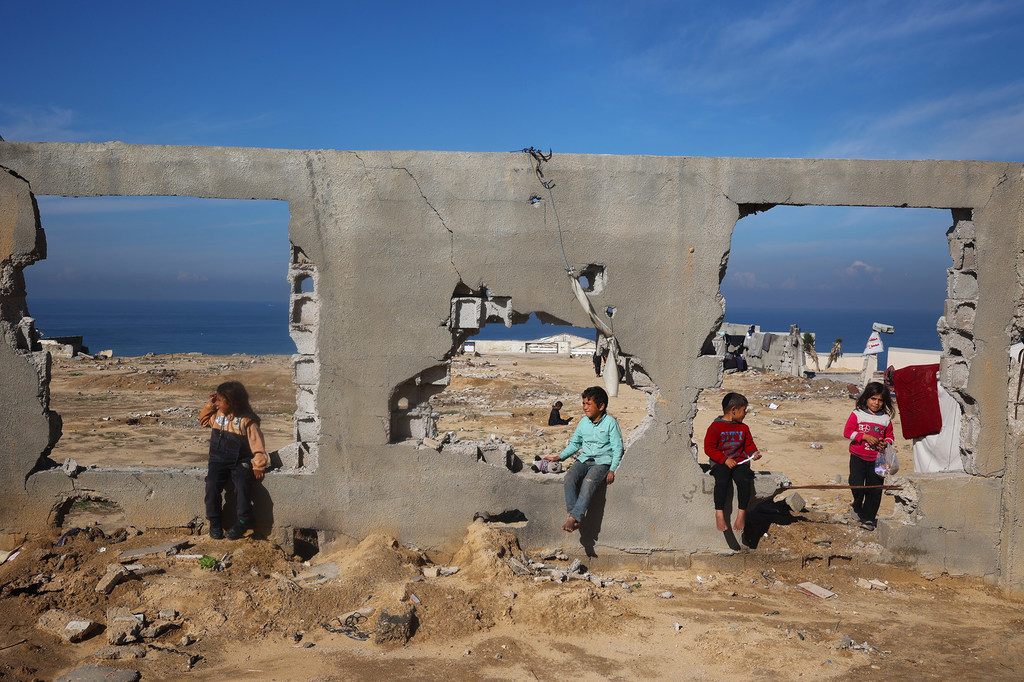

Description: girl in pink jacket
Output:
[843,382,895,531]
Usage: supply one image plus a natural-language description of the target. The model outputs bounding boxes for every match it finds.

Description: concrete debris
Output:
[856,578,889,591]
[95,564,131,594]
[140,620,177,639]
[55,665,141,682]
[117,539,191,561]
[94,644,147,660]
[658,591,675,599]
[423,565,460,578]
[106,607,143,645]
[38,609,101,642]
[796,582,837,599]
[567,558,583,574]
[535,548,569,561]
[375,605,416,645]
[61,457,81,477]
[784,492,807,513]
[123,563,163,578]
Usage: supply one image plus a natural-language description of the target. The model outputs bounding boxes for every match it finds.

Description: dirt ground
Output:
[4,353,1023,680]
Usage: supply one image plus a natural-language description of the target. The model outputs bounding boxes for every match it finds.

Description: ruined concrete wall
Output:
[0,143,1022,586]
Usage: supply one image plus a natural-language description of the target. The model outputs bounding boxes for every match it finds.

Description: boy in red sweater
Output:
[703,392,761,531]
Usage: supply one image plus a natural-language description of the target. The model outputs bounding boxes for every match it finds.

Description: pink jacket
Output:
[844,409,894,462]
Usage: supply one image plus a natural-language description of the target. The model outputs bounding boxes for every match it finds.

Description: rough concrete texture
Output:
[0,142,1022,586]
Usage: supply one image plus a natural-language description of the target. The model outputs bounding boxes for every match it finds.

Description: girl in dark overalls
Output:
[199,381,267,540]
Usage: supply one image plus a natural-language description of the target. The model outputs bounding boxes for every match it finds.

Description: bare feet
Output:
[715,510,728,532]
[561,517,579,532]
[733,510,746,531]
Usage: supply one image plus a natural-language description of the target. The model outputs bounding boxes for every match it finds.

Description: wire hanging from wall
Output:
[519,146,622,396]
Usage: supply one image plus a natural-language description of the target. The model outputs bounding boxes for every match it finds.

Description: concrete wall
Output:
[1,143,1022,585]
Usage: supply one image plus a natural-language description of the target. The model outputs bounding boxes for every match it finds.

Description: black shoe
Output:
[208,518,224,540]
[861,519,877,531]
[226,521,247,540]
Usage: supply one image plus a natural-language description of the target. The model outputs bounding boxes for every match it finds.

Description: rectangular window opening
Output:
[24,196,315,473]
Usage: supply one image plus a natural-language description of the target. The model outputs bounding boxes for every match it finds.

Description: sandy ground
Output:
[3,353,1022,680]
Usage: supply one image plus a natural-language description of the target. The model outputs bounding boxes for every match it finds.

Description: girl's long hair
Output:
[855,381,895,418]
[216,381,260,424]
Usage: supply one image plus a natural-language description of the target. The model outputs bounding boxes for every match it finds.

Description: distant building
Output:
[463,333,595,356]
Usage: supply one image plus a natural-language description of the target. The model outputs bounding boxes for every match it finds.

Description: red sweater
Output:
[703,418,758,465]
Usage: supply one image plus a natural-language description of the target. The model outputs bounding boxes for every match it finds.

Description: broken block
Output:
[140,619,177,639]
[38,608,101,642]
[95,564,130,594]
[94,644,147,660]
[106,607,143,645]
[375,605,416,645]
[441,441,480,460]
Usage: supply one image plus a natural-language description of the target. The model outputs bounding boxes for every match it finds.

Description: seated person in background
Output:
[548,400,573,426]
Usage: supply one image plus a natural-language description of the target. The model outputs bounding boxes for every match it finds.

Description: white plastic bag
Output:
[875,445,900,476]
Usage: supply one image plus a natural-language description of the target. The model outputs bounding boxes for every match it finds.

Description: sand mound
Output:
[449,521,523,582]
[320,532,426,584]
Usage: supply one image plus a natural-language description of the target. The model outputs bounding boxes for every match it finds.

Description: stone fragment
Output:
[422,566,440,578]
[374,605,416,645]
[106,607,143,645]
[38,609,100,642]
[55,666,141,682]
[117,539,191,561]
[441,441,480,460]
[140,619,177,639]
[158,609,178,620]
[62,457,81,477]
[567,559,583,574]
[784,492,806,513]
[95,564,130,594]
[94,644,147,660]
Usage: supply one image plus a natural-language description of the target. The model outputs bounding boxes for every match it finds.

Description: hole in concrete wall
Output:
[698,204,957,520]
[295,273,314,294]
[391,287,658,474]
[54,495,125,530]
[576,264,606,295]
[293,527,320,561]
[22,196,307,472]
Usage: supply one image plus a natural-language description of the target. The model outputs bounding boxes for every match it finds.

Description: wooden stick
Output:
[780,484,903,491]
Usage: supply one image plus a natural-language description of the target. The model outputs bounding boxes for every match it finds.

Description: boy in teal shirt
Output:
[544,386,624,532]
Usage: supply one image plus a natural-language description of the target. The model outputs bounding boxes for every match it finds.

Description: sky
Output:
[5,0,1023,310]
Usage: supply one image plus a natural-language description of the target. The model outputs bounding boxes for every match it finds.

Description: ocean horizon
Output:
[25,299,944,358]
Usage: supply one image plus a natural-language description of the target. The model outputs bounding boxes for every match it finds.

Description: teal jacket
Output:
[557,413,624,471]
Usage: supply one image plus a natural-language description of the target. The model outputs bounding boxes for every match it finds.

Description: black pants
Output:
[710,461,753,511]
[205,458,253,523]
[849,454,883,522]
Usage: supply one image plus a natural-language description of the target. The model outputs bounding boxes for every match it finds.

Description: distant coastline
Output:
[26,299,944,357]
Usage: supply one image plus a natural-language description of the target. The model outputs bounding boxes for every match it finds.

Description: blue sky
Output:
[5,0,1023,310]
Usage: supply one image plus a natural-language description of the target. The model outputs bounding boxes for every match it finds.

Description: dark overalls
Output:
[205,416,254,524]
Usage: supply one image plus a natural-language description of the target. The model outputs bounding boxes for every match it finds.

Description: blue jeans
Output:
[564,460,610,521]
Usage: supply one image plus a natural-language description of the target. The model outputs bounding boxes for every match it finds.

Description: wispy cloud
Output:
[621,0,1017,102]
[176,272,209,283]
[843,260,883,277]
[820,83,1024,160]
[728,272,770,290]
[0,106,97,142]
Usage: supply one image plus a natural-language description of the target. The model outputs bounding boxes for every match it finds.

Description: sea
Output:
[25,299,944,357]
